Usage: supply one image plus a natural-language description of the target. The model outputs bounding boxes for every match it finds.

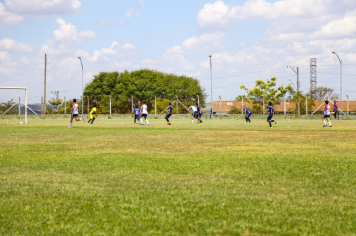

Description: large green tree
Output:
[83,69,207,114]
[240,76,293,113]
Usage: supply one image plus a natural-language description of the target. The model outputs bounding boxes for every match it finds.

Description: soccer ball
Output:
[5,122,9,125]
[19,122,23,124]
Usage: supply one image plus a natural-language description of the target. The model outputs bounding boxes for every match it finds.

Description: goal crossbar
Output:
[0,87,27,124]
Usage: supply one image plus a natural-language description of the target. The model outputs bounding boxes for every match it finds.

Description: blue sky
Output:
[0,0,356,103]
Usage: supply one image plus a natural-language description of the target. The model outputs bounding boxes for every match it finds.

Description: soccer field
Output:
[1,118,356,235]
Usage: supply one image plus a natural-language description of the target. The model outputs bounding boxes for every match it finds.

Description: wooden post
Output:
[284,96,286,117]
[18,97,20,115]
[306,96,308,116]
[131,95,133,112]
[176,95,178,114]
[44,54,47,113]
[241,96,243,114]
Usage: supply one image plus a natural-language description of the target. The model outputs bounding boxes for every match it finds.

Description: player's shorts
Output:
[323,115,330,118]
[197,113,202,119]
[267,114,273,121]
[135,116,140,120]
[90,114,94,119]
[246,113,252,117]
[165,113,172,118]
[141,114,147,118]
[72,114,78,118]
[192,112,198,117]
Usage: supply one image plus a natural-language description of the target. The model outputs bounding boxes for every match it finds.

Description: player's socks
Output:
[328,121,332,126]
[91,118,95,124]
[70,122,72,128]
[269,123,272,128]
[146,119,149,125]
[88,119,92,123]
[323,120,327,125]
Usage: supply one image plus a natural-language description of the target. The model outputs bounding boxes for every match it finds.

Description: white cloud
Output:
[197,0,349,31]
[75,49,90,58]
[0,51,18,68]
[200,51,257,70]
[182,33,225,50]
[166,46,183,54]
[122,43,136,50]
[312,9,356,39]
[0,3,24,29]
[4,0,81,16]
[136,0,144,16]
[78,29,97,38]
[0,38,34,52]
[101,42,119,56]
[20,57,30,64]
[40,19,79,55]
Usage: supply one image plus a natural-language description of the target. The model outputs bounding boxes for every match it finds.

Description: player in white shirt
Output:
[322,100,332,127]
[187,105,198,123]
[68,98,86,128]
[139,100,150,125]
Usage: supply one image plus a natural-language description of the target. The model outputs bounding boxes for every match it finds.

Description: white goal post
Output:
[0,87,27,124]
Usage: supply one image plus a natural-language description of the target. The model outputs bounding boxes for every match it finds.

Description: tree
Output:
[83,69,207,114]
[235,95,247,101]
[228,106,240,114]
[240,77,293,111]
[309,86,339,101]
[0,99,17,115]
[48,98,63,111]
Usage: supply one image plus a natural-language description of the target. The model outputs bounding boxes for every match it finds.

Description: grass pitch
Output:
[1,117,356,235]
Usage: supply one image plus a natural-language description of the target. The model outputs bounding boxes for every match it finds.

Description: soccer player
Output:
[187,104,198,123]
[264,102,276,129]
[68,98,86,128]
[322,100,332,127]
[87,103,99,124]
[333,100,338,120]
[164,103,173,125]
[139,100,150,125]
[196,102,203,123]
[243,106,252,123]
[132,105,141,124]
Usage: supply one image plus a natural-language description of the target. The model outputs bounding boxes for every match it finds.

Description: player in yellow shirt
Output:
[87,103,99,124]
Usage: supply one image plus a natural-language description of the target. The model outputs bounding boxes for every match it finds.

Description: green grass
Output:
[1,118,356,235]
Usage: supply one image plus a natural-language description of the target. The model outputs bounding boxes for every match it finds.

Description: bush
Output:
[228,106,240,114]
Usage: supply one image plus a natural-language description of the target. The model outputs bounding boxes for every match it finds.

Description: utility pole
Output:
[64,96,66,114]
[44,54,47,113]
[287,66,300,115]
[209,55,213,118]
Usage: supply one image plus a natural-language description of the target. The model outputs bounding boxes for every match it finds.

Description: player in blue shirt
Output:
[264,102,276,128]
[132,105,141,124]
[164,103,173,125]
[196,102,203,123]
[242,106,252,123]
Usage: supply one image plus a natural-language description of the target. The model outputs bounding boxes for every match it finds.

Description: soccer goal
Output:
[0,87,28,124]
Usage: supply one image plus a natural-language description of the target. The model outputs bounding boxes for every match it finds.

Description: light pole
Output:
[78,57,84,119]
[332,52,342,116]
[287,66,300,115]
[209,55,213,118]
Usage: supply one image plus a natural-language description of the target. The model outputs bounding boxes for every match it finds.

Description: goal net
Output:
[0,87,29,125]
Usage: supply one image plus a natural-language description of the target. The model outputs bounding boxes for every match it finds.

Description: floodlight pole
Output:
[78,57,84,119]
[332,52,342,116]
[287,66,300,115]
[209,55,213,119]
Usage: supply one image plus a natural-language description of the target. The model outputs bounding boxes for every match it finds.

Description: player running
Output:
[196,103,203,124]
[132,105,141,124]
[264,102,276,129]
[187,104,198,124]
[242,106,252,123]
[164,103,173,125]
[322,100,332,127]
[139,100,150,126]
[68,98,86,128]
[87,103,99,124]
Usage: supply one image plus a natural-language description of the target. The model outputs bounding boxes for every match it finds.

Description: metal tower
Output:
[310,58,317,98]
